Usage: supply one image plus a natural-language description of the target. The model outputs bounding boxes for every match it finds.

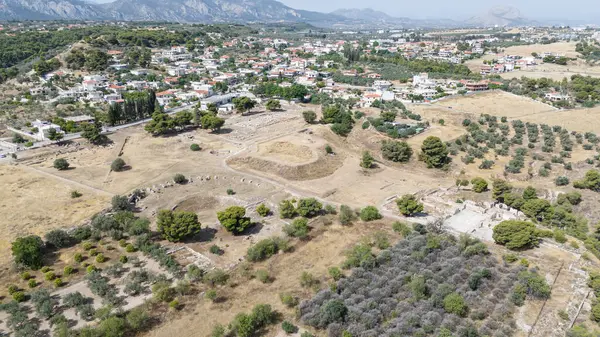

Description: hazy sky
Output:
[276,0,598,21]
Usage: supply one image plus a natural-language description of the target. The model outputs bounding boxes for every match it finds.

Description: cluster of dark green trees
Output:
[65,49,111,71]
[252,82,309,100]
[107,91,156,126]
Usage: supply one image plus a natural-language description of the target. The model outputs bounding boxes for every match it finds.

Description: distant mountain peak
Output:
[466,5,534,27]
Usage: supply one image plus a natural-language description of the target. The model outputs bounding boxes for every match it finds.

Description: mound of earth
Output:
[259,141,315,164]
[227,152,345,181]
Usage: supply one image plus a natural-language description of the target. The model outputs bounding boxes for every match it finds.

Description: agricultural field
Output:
[2,96,600,337]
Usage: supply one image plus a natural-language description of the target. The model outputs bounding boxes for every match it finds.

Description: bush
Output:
[247,238,287,262]
[360,151,375,169]
[283,218,310,239]
[45,229,74,249]
[20,272,31,280]
[256,269,271,283]
[72,226,92,241]
[359,206,382,222]
[217,206,252,234]
[173,173,187,184]
[325,144,333,154]
[256,204,271,217]
[71,190,82,198]
[303,110,317,124]
[556,176,570,186]
[126,307,150,332]
[111,158,126,172]
[54,278,63,287]
[381,140,413,162]
[28,279,37,288]
[297,198,323,218]
[300,271,319,288]
[339,205,357,225]
[209,245,224,255]
[111,195,133,212]
[53,158,70,170]
[279,200,297,219]
[12,291,26,302]
[95,253,106,263]
[396,194,424,216]
[443,292,468,316]
[64,266,75,276]
[470,177,488,193]
[226,188,235,195]
[282,321,298,334]
[392,221,412,236]
[205,289,218,302]
[280,293,299,307]
[157,209,202,242]
[328,267,343,281]
[493,220,539,249]
[190,143,201,151]
[11,235,44,269]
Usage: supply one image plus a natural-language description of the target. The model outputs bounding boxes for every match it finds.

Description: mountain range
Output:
[0,0,555,28]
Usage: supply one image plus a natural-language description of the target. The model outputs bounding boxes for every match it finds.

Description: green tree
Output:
[396,194,424,216]
[283,218,309,239]
[81,120,106,145]
[111,158,126,172]
[12,235,44,269]
[339,205,356,225]
[471,177,488,193]
[574,170,600,191]
[302,110,317,124]
[279,200,297,219]
[156,210,202,242]
[256,204,271,217]
[492,220,539,249]
[381,140,413,162]
[233,97,257,114]
[420,136,449,168]
[53,158,70,170]
[296,198,323,218]
[360,151,375,169]
[201,114,225,132]
[265,99,281,111]
[521,199,552,222]
[492,179,513,202]
[359,206,382,222]
[47,128,64,141]
[217,206,252,234]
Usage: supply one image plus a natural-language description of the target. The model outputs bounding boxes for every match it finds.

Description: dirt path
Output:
[21,165,115,197]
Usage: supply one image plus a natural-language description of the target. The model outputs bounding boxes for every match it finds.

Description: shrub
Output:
[279,200,297,219]
[53,158,70,170]
[111,195,133,212]
[126,244,136,252]
[111,158,126,172]
[342,243,375,269]
[303,110,317,124]
[71,190,82,198]
[209,245,224,255]
[247,238,287,262]
[126,307,150,332]
[328,267,343,281]
[325,144,333,154]
[173,173,187,184]
[217,206,252,234]
[396,194,424,216]
[392,221,412,236]
[157,209,202,242]
[300,271,319,288]
[443,292,468,316]
[283,218,310,239]
[359,206,382,222]
[72,226,92,241]
[12,291,26,302]
[256,204,271,217]
[45,271,56,280]
[556,176,570,186]
[282,321,298,334]
[28,279,37,288]
[493,220,539,250]
[339,205,357,225]
[256,269,271,283]
[554,230,568,244]
[226,188,235,195]
[119,255,128,263]
[20,272,31,280]
[7,284,18,295]
[280,293,299,307]
[86,265,97,274]
[95,253,106,263]
[205,289,218,302]
[54,278,63,287]
[190,143,201,151]
[45,229,75,248]
[470,177,488,193]
[169,299,180,310]
[360,151,375,169]
[64,266,75,276]
[296,198,323,218]
[381,140,413,162]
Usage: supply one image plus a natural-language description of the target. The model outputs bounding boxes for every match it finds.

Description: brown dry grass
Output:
[0,165,109,265]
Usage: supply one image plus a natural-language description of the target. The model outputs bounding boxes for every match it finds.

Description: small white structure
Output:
[31,119,63,141]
